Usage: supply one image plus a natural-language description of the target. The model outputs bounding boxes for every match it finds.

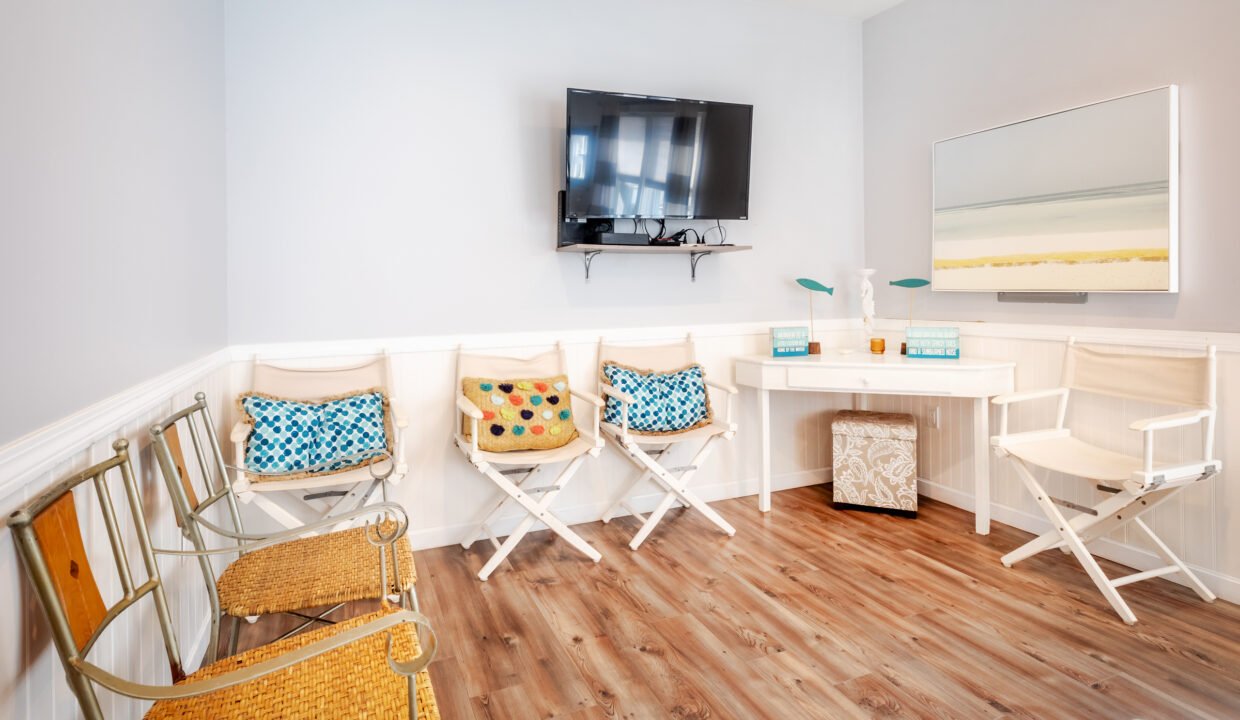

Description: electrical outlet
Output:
[931,405,941,429]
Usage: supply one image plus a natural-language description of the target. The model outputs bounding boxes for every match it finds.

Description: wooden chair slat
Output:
[31,492,107,652]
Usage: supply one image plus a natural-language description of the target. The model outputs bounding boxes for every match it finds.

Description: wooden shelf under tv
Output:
[556,242,752,281]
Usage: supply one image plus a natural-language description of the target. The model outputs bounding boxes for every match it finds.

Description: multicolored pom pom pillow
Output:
[600,362,713,435]
[239,389,393,479]
[461,375,579,452]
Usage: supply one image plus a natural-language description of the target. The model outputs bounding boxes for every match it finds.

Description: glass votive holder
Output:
[870,337,886,354]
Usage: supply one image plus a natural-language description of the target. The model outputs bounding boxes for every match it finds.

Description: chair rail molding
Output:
[0,348,233,498]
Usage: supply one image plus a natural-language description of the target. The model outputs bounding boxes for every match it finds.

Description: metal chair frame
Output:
[150,393,418,665]
[8,440,434,720]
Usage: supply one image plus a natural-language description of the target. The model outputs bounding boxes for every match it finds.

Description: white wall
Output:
[863,0,1240,331]
[0,357,233,719]
[224,0,865,344]
[0,0,228,445]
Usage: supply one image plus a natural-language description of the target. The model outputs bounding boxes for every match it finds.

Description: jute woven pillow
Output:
[461,374,579,451]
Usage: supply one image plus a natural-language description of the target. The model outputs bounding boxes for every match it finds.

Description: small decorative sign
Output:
[906,326,960,359]
[771,326,810,357]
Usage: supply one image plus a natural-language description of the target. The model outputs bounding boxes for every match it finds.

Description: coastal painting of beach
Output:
[932,87,1177,292]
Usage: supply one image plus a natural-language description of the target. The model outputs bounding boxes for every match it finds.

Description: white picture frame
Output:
[931,86,1179,293]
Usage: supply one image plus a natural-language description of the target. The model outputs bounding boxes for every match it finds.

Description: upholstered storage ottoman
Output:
[831,410,918,515]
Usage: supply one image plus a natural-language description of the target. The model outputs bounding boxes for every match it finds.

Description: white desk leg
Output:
[974,396,990,535]
[759,389,771,512]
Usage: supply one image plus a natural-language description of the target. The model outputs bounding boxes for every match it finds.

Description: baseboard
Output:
[407,468,830,550]
[917,478,1240,604]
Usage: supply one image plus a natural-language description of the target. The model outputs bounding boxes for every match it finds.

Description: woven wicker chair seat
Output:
[217,523,417,617]
[145,607,439,719]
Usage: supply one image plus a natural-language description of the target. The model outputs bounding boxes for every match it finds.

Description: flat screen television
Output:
[564,89,753,220]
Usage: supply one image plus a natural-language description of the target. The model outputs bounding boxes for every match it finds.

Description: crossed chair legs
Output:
[601,435,737,550]
[464,434,737,580]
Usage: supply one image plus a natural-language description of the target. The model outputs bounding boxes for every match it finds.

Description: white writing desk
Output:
[734,353,1015,534]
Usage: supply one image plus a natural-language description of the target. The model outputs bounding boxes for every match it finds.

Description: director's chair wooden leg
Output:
[1003,458,1138,624]
[462,466,542,550]
[475,456,601,581]
[623,436,735,549]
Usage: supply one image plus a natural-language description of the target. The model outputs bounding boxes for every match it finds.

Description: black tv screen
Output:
[564,89,752,220]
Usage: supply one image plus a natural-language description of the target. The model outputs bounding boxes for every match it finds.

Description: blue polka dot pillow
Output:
[460,375,578,452]
[601,362,713,435]
[239,389,392,478]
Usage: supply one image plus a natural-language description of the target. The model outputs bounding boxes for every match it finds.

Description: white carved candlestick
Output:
[859,268,876,342]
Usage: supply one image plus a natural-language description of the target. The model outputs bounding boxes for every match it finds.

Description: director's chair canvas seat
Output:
[1002,436,1142,484]
[597,337,738,550]
[992,339,1221,625]
[455,345,606,581]
[230,353,408,532]
[463,435,599,467]
[600,419,734,447]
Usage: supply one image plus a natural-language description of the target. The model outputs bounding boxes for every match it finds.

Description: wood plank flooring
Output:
[239,487,1240,719]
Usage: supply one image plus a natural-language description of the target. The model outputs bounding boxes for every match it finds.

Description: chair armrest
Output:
[229,420,252,443]
[991,387,1068,406]
[158,501,411,549]
[570,388,605,407]
[705,378,739,395]
[455,393,484,419]
[390,399,410,429]
[72,609,437,701]
[1130,409,1210,432]
[599,384,633,405]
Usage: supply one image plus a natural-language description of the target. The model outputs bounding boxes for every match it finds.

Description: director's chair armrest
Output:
[599,384,633,405]
[570,388,604,448]
[455,393,483,455]
[1130,409,1210,432]
[455,393,484,419]
[991,387,1068,405]
[599,384,632,436]
[705,377,738,424]
[72,609,437,703]
[570,388,604,407]
[992,387,1070,437]
[390,398,410,429]
[229,419,253,443]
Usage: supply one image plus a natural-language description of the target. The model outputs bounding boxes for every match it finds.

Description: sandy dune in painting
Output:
[932,185,1170,291]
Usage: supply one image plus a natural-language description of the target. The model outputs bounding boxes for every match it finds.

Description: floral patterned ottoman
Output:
[831,410,918,515]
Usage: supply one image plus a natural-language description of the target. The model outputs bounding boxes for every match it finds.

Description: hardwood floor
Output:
[239,487,1240,719]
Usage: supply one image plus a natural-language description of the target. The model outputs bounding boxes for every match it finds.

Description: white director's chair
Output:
[230,353,408,532]
[455,346,606,581]
[992,339,1221,624]
[597,337,738,550]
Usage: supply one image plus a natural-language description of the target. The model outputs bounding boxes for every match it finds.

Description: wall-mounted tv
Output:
[564,89,753,220]
[932,86,1178,293]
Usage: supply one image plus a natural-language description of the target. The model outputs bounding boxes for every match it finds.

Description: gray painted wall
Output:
[863,0,1240,331]
[0,0,227,444]
[225,0,865,344]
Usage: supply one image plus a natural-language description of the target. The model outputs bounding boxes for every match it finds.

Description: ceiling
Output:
[817,0,906,20]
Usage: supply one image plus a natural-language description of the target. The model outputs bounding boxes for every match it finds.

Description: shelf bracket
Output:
[581,250,602,281]
[689,250,712,282]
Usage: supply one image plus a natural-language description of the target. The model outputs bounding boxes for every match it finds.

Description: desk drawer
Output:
[786,366,950,394]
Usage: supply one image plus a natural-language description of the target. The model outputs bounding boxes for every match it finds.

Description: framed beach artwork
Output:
[932,86,1178,292]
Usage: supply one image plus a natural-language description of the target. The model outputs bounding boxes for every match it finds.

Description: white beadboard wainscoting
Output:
[0,352,234,720]
[867,318,1240,604]
[224,321,859,548]
[2,317,1237,718]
